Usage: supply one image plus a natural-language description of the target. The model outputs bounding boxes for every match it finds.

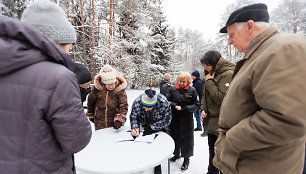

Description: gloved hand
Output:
[89,118,94,123]
[113,120,122,130]
[143,125,156,136]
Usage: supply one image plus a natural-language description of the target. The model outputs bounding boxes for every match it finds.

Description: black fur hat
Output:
[220,3,269,33]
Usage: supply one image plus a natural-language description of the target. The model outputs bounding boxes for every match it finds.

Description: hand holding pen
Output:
[131,128,139,137]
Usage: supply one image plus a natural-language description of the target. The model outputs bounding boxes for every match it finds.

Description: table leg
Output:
[168,158,170,174]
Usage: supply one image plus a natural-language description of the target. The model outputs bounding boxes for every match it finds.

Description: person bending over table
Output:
[130,89,172,174]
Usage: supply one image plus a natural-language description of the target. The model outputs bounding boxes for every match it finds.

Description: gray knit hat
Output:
[21,0,77,44]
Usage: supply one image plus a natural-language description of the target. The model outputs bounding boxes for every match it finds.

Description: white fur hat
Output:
[99,65,117,84]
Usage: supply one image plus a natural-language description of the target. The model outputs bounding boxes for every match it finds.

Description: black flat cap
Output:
[220,3,269,33]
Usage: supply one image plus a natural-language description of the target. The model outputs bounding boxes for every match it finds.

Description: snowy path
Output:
[131,130,208,174]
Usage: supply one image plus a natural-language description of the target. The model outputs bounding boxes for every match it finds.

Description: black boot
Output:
[170,155,179,162]
[181,157,190,171]
[206,164,219,174]
[154,165,162,174]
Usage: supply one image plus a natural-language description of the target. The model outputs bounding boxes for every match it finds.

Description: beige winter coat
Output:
[214,26,306,174]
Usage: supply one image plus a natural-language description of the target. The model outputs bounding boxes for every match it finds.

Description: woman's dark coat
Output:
[167,84,199,158]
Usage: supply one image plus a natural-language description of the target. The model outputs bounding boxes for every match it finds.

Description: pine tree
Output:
[146,3,173,87]
[0,0,30,19]
[270,0,306,36]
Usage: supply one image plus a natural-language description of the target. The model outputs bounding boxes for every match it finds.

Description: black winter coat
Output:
[167,84,199,158]
[192,77,205,104]
[80,87,91,103]
[160,80,171,97]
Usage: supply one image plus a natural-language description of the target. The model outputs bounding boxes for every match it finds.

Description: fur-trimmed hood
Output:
[94,74,127,93]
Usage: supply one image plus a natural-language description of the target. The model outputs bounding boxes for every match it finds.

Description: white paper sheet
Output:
[134,133,158,143]
[114,131,134,142]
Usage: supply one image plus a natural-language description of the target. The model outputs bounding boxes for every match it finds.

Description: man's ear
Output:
[247,20,255,34]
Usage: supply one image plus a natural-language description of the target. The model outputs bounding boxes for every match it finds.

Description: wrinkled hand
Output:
[205,72,215,80]
[175,105,182,110]
[143,125,156,136]
[201,110,207,120]
[113,120,122,130]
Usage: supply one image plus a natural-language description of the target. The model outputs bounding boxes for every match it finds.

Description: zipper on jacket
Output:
[105,91,108,128]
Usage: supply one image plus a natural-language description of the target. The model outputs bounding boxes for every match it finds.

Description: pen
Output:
[127,129,142,132]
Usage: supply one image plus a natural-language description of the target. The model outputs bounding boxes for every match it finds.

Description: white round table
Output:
[75,126,174,174]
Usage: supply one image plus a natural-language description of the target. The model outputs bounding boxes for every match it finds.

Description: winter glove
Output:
[143,125,156,136]
[113,120,122,130]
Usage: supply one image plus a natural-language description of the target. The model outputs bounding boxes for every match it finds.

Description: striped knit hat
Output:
[141,89,157,108]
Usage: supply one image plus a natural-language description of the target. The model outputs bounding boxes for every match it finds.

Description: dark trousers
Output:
[154,164,162,174]
[303,144,306,174]
[207,133,221,174]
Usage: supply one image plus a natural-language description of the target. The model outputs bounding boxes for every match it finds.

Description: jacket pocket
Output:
[215,129,240,173]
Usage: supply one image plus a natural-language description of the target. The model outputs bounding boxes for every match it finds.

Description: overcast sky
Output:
[162,0,281,39]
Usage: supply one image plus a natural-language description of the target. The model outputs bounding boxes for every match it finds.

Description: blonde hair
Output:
[177,72,192,85]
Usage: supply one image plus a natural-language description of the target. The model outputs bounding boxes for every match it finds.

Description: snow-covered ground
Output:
[80,89,209,174]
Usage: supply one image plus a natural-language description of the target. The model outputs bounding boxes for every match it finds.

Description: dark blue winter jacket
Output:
[192,77,205,104]
[160,79,171,97]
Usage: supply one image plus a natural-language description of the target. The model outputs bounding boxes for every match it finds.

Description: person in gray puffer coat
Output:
[0,1,92,174]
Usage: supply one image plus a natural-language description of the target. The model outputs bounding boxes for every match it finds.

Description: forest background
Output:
[1,0,305,89]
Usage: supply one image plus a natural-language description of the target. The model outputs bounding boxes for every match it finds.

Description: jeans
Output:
[194,109,202,128]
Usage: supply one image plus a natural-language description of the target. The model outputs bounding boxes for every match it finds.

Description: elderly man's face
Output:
[227,23,250,53]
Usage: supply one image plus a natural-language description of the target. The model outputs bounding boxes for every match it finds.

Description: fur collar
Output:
[94,74,127,93]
